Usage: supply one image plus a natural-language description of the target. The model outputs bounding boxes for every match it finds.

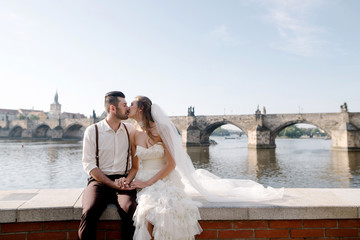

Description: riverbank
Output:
[276,136,330,139]
[1,188,359,239]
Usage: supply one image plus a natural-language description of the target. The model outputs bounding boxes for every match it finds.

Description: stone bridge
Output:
[1,111,360,151]
[0,118,94,140]
[170,111,360,151]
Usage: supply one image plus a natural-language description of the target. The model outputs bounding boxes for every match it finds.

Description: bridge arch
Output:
[271,120,331,140]
[9,126,23,138]
[52,126,64,139]
[200,120,246,144]
[34,124,51,138]
[63,123,85,139]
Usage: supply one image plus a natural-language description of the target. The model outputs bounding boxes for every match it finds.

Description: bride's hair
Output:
[136,96,157,140]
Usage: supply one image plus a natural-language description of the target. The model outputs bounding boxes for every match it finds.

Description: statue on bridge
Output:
[255,105,262,122]
[255,105,261,115]
[188,106,195,116]
[340,102,348,112]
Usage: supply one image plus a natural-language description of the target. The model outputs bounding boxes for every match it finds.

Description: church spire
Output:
[54,90,59,104]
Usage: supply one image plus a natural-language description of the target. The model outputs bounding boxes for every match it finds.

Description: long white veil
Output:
[151,104,284,202]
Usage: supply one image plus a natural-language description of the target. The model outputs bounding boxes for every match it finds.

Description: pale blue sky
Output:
[1,0,359,117]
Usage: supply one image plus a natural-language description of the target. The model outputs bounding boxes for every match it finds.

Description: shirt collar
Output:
[102,119,124,133]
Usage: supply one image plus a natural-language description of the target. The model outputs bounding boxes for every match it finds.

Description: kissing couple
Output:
[77,91,283,240]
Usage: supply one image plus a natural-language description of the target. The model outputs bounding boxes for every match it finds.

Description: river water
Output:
[1,136,359,190]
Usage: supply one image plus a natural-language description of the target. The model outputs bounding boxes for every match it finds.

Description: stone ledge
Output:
[0,188,359,223]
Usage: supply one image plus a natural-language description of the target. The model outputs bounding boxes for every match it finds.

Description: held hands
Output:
[114,177,135,190]
[115,177,150,190]
[129,179,150,189]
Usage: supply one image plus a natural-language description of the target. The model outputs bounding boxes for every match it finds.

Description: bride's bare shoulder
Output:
[135,129,146,137]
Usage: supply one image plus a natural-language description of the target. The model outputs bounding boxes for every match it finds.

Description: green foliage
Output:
[29,115,40,120]
[212,127,230,136]
[19,115,26,120]
[278,125,327,138]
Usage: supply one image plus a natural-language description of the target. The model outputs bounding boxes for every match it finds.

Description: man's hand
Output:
[115,177,135,190]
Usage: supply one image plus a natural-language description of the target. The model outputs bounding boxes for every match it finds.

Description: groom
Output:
[78,91,138,240]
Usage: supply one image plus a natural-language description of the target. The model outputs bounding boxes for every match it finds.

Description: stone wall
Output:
[1,219,359,239]
[0,188,360,240]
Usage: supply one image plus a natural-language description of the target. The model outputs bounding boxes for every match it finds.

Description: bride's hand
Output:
[130,179,149,189]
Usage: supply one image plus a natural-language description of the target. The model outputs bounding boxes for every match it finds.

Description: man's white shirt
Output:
[82,119,133,176]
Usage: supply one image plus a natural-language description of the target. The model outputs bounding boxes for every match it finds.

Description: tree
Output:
[212,127,230,136]
[279,125,327,138]
[29,115,40,120]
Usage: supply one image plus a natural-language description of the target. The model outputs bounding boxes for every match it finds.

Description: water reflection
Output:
[248,148,282,183]
[48,145,59,162]
[187,146,209,164]
[1,138,360,190]
[188,136,360,188]
[0,139,88,190]
[330,151,351,187]
[331,151,360,187]
[348,152,360,187]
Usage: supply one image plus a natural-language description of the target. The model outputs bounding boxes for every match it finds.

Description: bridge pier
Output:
[331,112,360,151]
[247,124,276,149]
[51,128,64,139]
[183,126,203,146]
[21,129,32,138]
[331,122,360,151]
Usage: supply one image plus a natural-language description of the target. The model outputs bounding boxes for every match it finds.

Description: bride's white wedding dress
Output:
[133,142,202,240]
[132,104,284,239]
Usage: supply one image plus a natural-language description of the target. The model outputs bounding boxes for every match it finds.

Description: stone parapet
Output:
[0,188,360,239]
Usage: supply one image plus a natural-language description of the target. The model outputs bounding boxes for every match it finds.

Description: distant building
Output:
[47,91,88,119]
[0,109,18,121]
[49,91,62,119]
[18,109,47,120]
[0,108,47,121]
[29,111,47,120]
[1,91,88,121]
[60,112,86,119]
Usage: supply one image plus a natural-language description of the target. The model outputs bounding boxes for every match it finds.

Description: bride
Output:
[126,96,202,240]
[123,96,284,240]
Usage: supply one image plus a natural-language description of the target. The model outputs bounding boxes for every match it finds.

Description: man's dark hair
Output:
[104,91,125,113]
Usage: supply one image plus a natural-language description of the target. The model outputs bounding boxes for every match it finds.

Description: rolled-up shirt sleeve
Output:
[82,125,98,175]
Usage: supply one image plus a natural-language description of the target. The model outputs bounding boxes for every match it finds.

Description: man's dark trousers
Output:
[78,175,137,240]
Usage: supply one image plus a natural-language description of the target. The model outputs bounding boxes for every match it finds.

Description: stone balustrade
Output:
[0,188,360,239]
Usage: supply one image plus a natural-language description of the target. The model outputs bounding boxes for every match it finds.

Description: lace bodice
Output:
[135,143,165,170]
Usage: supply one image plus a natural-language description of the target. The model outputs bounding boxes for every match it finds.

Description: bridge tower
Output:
[49,91,61,119]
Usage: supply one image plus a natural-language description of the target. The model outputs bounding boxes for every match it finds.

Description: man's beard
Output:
[115,108,128,120]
